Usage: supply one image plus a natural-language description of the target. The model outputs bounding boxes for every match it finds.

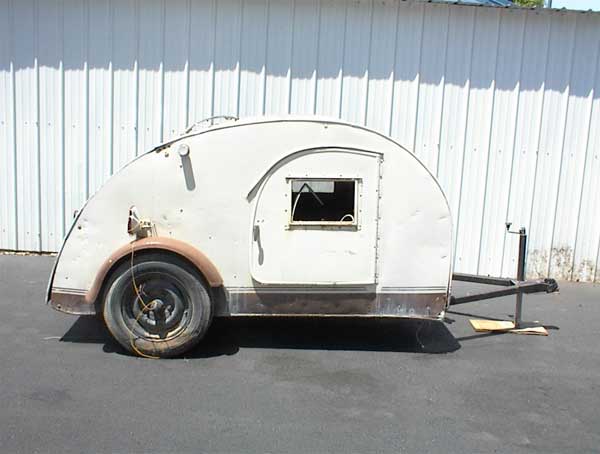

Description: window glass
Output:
[290,179,356,223]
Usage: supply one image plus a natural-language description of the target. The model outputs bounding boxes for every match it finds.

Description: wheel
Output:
[102,253,212,358]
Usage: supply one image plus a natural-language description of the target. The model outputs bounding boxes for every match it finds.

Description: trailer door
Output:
[250,148,382,285]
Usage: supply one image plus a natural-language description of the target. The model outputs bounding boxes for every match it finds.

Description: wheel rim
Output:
[121,270,193,340]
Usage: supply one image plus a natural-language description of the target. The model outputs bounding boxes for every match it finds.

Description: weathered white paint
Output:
[49,118,452,316]
[1,0,600,282]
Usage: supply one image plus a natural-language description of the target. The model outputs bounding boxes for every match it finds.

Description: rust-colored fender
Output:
[86,237,223,304]
[50,237,223,315]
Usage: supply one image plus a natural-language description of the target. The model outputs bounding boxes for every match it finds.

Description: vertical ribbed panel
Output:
[162,0,190,142]
[365,0,397,135]
[112,0,138,171]
[62,0,88,235]
[454,7,500,273]
[478,9,525,277]
[0,0,17,250]
[528,13,577,279]
[413,4,449,172]
[213,0,242,116]
[238,0,267,117]
[289,0,319,115]
[87,0,112,194]
[437,5,474,257]
[502,11,550,278]
[550,14,600,281]
[339,0,371,125]
[574,32,600,283]
[38,0,63,251]
[1,0,600,283]
[188,0,216,126]
[314,0,344,118]
[137,0,164,153]
[13,0,40,252]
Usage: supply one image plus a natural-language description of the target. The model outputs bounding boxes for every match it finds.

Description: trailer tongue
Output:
[450,226,559,331]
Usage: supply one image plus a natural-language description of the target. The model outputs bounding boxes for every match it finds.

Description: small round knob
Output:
[178,144,190,157]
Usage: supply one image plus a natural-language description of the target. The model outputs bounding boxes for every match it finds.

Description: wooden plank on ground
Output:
[469,319,549,336]
[470,319,515,332]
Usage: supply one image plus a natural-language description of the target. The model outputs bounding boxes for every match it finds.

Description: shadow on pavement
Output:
[60,316,461,358]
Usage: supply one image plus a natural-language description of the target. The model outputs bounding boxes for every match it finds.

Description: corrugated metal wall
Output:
[1,0,600,282]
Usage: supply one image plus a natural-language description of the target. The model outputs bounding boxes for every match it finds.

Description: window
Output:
[289,179,357,225]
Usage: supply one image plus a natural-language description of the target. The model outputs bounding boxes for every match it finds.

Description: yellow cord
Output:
[129,242,159,359]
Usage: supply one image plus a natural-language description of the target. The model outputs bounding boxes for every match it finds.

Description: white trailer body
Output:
[47,117,452,356]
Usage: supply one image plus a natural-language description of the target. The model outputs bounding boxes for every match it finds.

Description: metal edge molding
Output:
[50,288,448,319]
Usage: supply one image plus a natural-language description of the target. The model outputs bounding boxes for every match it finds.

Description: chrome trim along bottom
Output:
[217,290,447,319]
[49,291,96,315]
[50,287,448,319]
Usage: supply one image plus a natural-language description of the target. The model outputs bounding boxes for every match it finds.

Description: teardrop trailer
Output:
[47,117,558,357]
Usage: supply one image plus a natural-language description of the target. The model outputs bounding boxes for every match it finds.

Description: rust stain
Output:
[526,249,550,280]
[528,247,598,283]
[574,259,596,283]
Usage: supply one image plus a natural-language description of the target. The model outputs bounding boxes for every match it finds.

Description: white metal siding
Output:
[1,0,599,282]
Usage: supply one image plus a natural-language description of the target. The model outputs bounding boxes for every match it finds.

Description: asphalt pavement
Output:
[0,254,599,453]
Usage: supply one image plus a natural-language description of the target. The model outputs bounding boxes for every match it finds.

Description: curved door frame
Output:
[249,147,383,286]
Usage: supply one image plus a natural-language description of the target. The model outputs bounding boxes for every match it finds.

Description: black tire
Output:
[102,253,212,358]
